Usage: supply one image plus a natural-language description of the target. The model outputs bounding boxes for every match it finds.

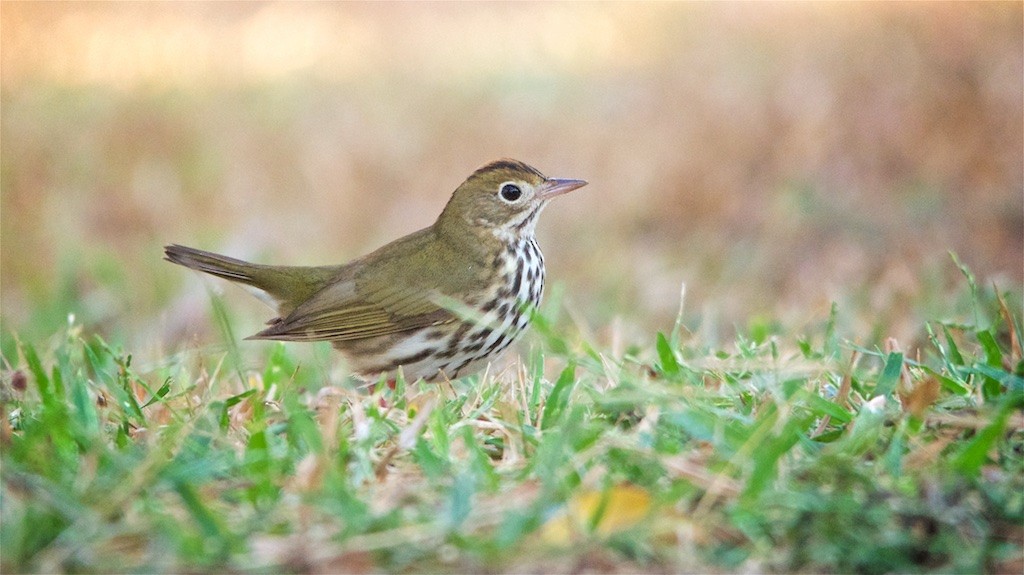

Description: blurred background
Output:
[1,2,1021,361]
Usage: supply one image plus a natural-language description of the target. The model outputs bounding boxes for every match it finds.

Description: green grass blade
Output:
[800,391,853,424]
[541,364,577,429]
[953,391,1023,477]
[873,352,903,397]
[656,332,681,376]
[942,325,965,366]
[21,342,52,405]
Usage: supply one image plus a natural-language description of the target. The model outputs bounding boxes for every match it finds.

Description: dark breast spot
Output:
[425,329,449,341]
[392,347,438,367]
[483,333,509,356]
[511,265,523,298]
[438,323,473,358]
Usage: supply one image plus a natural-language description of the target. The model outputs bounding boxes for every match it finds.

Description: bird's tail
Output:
[164,244,261,285]
[164,244,344,316]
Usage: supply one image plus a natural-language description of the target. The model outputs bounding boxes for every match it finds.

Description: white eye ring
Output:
[498,181,524,203]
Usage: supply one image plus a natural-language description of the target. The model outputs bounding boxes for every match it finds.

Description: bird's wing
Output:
[248,279,455,342]
[247,228,481,343]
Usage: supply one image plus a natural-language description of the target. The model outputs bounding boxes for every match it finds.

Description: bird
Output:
[165,159,587,383]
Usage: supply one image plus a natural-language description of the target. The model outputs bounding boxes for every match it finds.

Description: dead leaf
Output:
[541,484,652,545]
[900,376,940,419]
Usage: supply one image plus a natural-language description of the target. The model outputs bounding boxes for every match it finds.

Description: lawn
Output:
[2,261,1022,573]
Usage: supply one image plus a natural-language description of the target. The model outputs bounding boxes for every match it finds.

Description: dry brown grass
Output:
[2,2,1021,350]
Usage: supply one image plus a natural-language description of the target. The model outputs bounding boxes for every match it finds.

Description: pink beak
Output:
[537,177,588,200]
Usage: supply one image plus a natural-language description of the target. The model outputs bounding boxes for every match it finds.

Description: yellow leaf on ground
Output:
[541,484,652,545]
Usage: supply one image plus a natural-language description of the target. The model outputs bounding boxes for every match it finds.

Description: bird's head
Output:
[438,159,587,240]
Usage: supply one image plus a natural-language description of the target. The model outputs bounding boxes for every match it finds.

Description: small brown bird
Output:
[165,159,586,382]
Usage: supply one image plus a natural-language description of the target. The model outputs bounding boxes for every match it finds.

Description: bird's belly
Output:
[335,238,545,383]
[335,316,531,383]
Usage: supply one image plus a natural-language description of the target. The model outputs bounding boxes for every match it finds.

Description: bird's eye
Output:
[499,183,523,202]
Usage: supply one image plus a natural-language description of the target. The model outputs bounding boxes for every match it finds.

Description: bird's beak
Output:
[537,178,588,200]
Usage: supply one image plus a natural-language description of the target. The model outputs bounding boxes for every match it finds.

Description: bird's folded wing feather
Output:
[247,226,487,343]
[248,277,455,342]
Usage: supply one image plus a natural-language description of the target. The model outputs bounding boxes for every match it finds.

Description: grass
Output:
[2,260,1021,574]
